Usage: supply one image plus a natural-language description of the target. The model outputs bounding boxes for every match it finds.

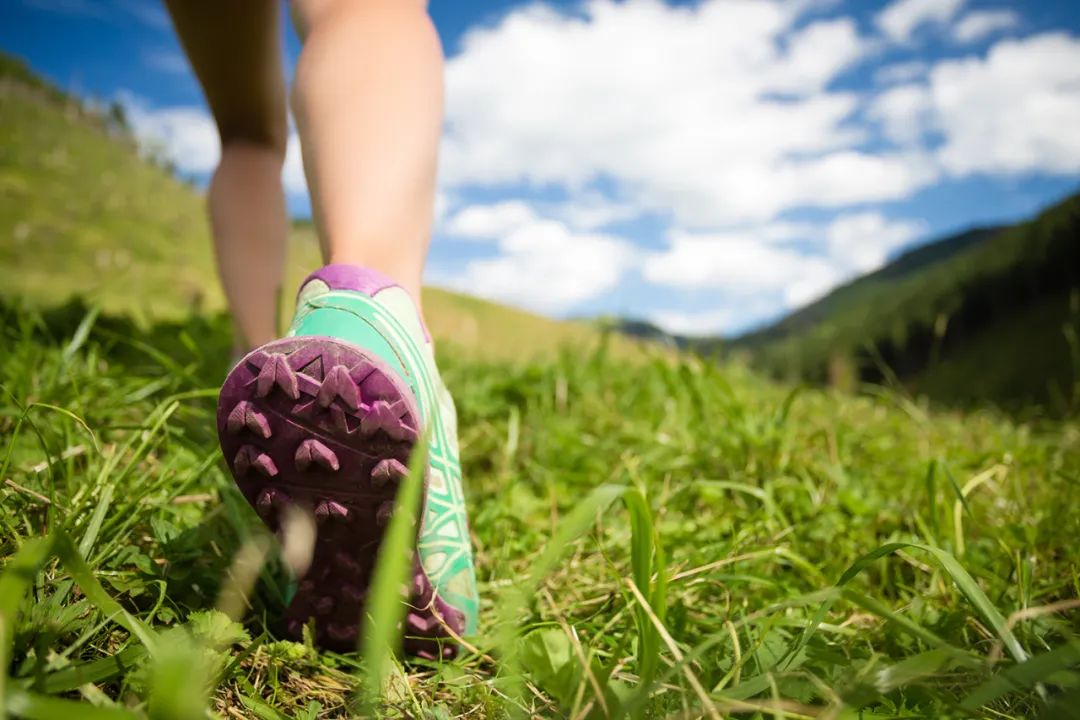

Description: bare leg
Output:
[197,0,477,654]
[164,1,288,352]
[291,0,443,303]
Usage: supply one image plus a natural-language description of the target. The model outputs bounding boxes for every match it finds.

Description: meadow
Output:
[2,55,1080,719]
[4,295,1080,719]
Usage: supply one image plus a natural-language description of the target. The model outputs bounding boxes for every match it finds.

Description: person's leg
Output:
[290,0,442,303]
[207,0,477,656]
[164,0,289,352]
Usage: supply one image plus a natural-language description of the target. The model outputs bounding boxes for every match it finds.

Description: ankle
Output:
[316,259,422,305]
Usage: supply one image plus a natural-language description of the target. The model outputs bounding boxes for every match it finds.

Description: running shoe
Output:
[216,264,479,658]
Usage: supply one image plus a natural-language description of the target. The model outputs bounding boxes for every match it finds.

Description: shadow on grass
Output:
[0,295,236,388]
[1,295,293,628]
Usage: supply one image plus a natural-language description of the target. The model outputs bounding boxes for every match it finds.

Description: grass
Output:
[2,297,1079,718]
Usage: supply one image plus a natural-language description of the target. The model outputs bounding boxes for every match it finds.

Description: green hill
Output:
[728,194,1080,413]
[0,53,633,363]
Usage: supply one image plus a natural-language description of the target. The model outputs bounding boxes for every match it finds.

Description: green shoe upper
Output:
[286,265,479,635]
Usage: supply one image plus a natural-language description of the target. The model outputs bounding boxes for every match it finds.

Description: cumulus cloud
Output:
[825,212,925,273]
[123,96,219,174]
[953,10,1019,44]
[934,33,1080,174]
[546,195,640,231]
[871,33,1080,175]
[644,211,924,314]
[441,196,642,239]
[443,200,537,239]
[876,0,966,43]
[439,0,939,227]
[283,131,308,196]
[870,83,934,146]
[442,215,637,313]
[649,309,739,337]
[643,229,842,308]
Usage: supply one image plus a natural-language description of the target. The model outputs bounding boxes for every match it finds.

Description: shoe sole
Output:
[217,335,462,658]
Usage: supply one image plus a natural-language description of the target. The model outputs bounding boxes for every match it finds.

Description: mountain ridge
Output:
[720,191,1080,412]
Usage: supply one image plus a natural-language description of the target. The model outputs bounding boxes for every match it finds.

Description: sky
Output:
[2,0,1079,336]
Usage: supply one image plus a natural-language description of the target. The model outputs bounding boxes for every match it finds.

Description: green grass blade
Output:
[51,530,158,654]
[355,438,429,715]
[60,306,100,364]
[622,486,665,719]
[238,694,291,720]
[23,403,100,455]
[529,483,626,581]
[789,542,1027,667]
[77,484,113,559]
[494,483,626,715]
[873,648,982,692]
[961,641,1080,710]
[4,687,138,720]
[840,588,975,655]
[31,646,147,695]
[0,536,56,715]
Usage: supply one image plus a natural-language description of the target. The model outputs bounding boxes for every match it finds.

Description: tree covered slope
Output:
[728,193,1080,412]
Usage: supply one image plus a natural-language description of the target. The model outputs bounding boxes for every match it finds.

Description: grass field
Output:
[3,296,1080,719]
[3,56,1080,719]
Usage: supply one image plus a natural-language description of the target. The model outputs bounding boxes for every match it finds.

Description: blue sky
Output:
[3,0,1079,335]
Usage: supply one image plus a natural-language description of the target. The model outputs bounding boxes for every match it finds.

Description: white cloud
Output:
[123,97,220,174]
[650,309,738,337]
[433,191,452,224]
[870,83,933,146]
[121,94,309,195]
[876,0,965,43]
[443,200,537,239]
[283,131,308,196]
[934,33,1080,174]
[825,212,925,273]
[644,211,924,312]
[953,10,1019,44]
[546,195,639,231]
[872,33,1080,176]
[643,229,842,308]
[441,195,640,239]
[439,0,934,227]
[442,216,637,313]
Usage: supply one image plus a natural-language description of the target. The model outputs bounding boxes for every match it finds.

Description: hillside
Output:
[728,195,1080,413]
[0,53,633,363]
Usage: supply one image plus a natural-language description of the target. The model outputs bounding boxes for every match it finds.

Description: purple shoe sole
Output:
[217,336,464,658]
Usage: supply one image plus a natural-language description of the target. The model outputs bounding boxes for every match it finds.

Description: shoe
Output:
[216,264,479,658]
